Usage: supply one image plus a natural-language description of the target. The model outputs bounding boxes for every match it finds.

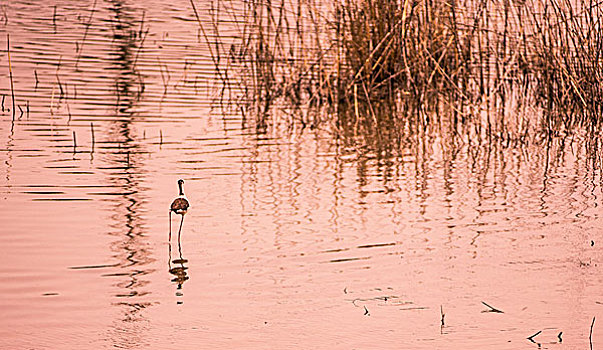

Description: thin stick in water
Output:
[34,70,39,90]
[189,0,228,86]
[1,94,4,112]
[590,316,595,350]
[527,330,541,342]
[52,5,57,32]
[138,10,145,39]
[75,0,97,70]
[18,105,23,119]
[7,34,16,120]
[56,56,64,97]
[50,85,55,116]
[481,301,504,313]
[73,131,77,153]
[90,122,95,150]
[66,101,72,123]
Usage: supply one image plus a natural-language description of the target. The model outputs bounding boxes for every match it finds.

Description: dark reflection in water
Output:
[102,1,152,347]
[168,236,189,304]
[108,1,145,116]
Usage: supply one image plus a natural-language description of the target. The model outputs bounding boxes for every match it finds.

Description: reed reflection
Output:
[102,2,153,346]
[234,93,603,275]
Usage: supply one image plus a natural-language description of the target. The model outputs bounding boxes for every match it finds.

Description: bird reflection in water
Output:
[168,233,189,303]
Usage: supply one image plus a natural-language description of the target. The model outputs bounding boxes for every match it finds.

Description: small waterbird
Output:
[169,179,190,240]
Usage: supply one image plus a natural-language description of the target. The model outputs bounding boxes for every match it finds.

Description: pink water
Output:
[0,1,602,349]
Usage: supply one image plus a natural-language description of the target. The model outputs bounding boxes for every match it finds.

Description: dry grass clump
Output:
[529,0,603,132]
[206,0,603,140]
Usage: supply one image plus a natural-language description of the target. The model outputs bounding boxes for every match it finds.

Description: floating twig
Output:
[1,94,4,112]
[527,330,541,343]
[26,100,29,118]
[160,129,163,145]
[350,295,401,306]
[481,301,504,313]
[557,331,562,343]
[18,105,23,119]
[363,305,370,316]
[72,131,77,152]
[399,306,428,311]
[440,305,445,326]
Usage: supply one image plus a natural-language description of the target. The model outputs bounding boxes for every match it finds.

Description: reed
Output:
[590,316,595,350]
[90,122,95,151]
[529,1,603,131]
[209,0,603,143]
[52,5,57,33]
[7,34,15,120]
[75,0,97,70]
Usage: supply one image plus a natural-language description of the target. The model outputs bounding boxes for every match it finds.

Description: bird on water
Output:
[169,179,190,240]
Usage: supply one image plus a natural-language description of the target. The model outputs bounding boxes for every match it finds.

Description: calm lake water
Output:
[1,1,602,349]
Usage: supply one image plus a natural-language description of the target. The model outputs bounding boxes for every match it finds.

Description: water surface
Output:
[0,1,602,349]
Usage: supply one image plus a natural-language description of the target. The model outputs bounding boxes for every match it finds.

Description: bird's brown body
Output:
[171,197,189,215]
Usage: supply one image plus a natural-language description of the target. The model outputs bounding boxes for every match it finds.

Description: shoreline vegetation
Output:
[200,0,603,149]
